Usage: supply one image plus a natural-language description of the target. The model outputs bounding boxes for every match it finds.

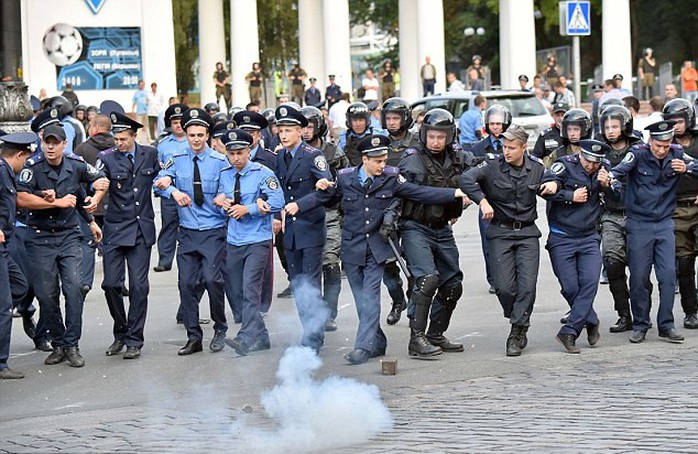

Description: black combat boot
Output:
[610,313,633,333]
[408,275,442,358]
[425,285,464,352]
[386,299,406,325]
[506,325,522,357]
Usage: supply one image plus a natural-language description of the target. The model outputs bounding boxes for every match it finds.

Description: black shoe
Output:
[684,313,698,329]
[45,347,65,365]
[386,301,406,325]
[178,339,203,356]
[559,311,571,324]
[105,339,125,356]
[65,347,85,367]
[629,330,646,343]
[344,349,371,365]
[371,348,386,358]
[556,333,580,353]
[658,328,685,343]
[518,326,529,350]
[587,324,600,347]
[153,265,171,272]
[123,346,141,359]
[79,285,91,300]
[426,334,464,352]
[610,315,633,333]
[488,286,497,295]
[276,285,293,298]
[249,337,271,352]
[506,335,522,356]
[210,330,226,352]
[34,339,53,352]
[22,316,37,339]
[324,318,337,332]
[224,337,249,356]
[0,367,24,379]
[408,330,442,358]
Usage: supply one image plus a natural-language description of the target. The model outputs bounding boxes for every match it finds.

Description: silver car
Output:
[411,90,554,150]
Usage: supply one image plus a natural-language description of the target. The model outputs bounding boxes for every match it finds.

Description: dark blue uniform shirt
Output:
[0,158,18,240]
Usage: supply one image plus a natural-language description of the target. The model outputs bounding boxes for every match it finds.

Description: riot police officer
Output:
[43,96,85,152]
[599,105,643,333]
[301,106,349,331]
[338,102,387,166]
[532,102,568,161]
[607,120,698,344]
[0,132,35,379]
[275,105,333,353]
[17,124,108,367]
[398,108,471,358]
[154,103,189,273]
[459,124,557,356]
[542,140,615,353]
[663,98,698,329]
[549,109,593,161]
[593,98,623,141]
[154,108,229,355]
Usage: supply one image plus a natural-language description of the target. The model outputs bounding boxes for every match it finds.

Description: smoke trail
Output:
[241,346,393,453]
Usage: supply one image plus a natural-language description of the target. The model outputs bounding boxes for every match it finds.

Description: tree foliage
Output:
[172,0,198,95]
[257,0,299,75]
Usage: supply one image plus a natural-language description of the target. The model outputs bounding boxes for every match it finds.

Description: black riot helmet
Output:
[663,98,696,134]
[419,108,456,146]
[45,95,73,118]
[301,106,327,141]
[484,104,512,135]
[228,106,245,119]
[345,102,371,133]
[261,108,276,126]
[204,102,220,115]
[561,108,592,141]
[600,105,634,141]
[598,97,623,117]
[380,97,413,134]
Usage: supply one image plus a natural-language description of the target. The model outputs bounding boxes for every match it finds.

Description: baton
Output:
[388,237,412,279]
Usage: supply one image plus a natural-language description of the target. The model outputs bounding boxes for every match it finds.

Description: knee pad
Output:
[414,274,439,298]
[436,283,462,311]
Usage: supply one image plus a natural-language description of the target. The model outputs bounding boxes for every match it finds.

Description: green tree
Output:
[172,0,198,96]
[257,0,299,77]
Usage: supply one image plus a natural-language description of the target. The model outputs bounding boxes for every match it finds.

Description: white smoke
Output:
[240,346,393,453]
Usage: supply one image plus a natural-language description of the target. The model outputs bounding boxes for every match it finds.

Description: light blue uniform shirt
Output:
[157,134,189,167]
[218,161,284,246]
[337,127,388,152]
[132,89,148,115]
[157,146,228,230]
[459,107,483,145]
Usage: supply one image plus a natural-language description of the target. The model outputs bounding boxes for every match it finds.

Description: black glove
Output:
[379,222,397,243]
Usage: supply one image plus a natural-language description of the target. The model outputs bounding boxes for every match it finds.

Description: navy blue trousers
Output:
[285,245,326,350]
[345,250,387,354]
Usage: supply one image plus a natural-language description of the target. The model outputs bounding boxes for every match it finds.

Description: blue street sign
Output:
[565,1,591,36]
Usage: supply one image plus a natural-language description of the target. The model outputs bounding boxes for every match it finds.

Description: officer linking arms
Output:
[460,124,558,356]
[296,135,469,364]
[541,140,617,353]
[213,129,285,356]
[0,132,35,379]
[605,120,698,344]
[96,111,160,360]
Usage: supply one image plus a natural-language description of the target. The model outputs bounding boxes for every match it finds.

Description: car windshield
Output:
[489,96,547,117]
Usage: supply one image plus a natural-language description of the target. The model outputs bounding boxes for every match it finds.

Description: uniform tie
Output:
[363,176,373,192]
[284,150,292,168]
[193,156,204,206]
[127,153,134,169]
[494,139,501,151]
[234,172,242,206]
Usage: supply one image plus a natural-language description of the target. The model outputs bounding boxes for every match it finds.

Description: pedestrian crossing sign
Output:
[560,1,591,36]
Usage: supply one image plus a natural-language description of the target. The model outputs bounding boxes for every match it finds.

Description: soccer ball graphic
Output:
[43,23,83,67]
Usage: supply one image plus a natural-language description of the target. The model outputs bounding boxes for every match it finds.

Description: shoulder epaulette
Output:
[209,152,227,161]
[221,165,234,173]
[26,154,44,166]
[529,155,544,165]
[403,147,419,157]
[338,167,357,175]
[383,166,399,174]
[65,154,85,163]
[173,150,188,158]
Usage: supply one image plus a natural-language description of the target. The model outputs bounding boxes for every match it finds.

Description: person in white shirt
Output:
[328,92,351,143]
[447,72,466,92]
[361,70,379,102]
[633,96,665,141]
[146,82,165,141]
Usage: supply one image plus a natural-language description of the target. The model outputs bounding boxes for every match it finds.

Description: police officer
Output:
[0,132,35,379]
[532,102,568,161]
[275,105,333,353]
[96,112,160,360]
[325,75,342,109]
[260,108,278,151]
[542,140,615,353]
[154,108,229,355]
[459,124,557,356]
[154,103,189,273]
[17,124,108,367]
[43,96,85,152]
[338,102,387,166]
[599,105,643,333]
[398,108,472,358]
[214,130,285,355]
[233,110,278,170]
[211,120,237,154]
[548,108,593,162]
[381,98,418,324]
[301,106,349,331]
[663,98,698,329]
[471,105,513,293]
[593,98,623,141]
[297,135,469,364]
[204,102,220,116]
[606,120,698,344]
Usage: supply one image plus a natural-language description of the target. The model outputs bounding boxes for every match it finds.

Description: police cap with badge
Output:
[220,129,254,151]
[182,108,214,130]
[591,84,604,93]
[275,105,308,127]
[0,131,38,152]
[211,120,237,139]
[30,108,62,132]
[110,111,143,133]
[165,103,188,126]
[577,139,611,163]
[358,135,390,157]
[233,111,269,131]
[646,120,676,141]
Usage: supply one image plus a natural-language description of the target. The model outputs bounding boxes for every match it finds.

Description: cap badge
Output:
[110,113,117,122]
[243,115,250,123]
[174,107,181,114]
[191,110,199,118]
[229,132,237,140]
[371,137,381,147]
[659,123,668,130]
[592,144,601,152]
[227,123,234,130]
[280,107,288,117]
[50,109,58,118]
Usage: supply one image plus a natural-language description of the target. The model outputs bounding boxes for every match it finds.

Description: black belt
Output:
[409,218,449,229]
[494,221,534,231]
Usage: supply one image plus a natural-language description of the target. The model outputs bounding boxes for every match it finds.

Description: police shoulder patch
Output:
[550,162,565,174]
[95,159,105,171]
[622,152,635,164]
[397,174,406,184]
[161,158,174,170]
[18,168,33,184]
[314,155,328,171]
[265,176,279,191]
[529,155,544,166]
[403,148,418,157]
[86,163,99,176]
